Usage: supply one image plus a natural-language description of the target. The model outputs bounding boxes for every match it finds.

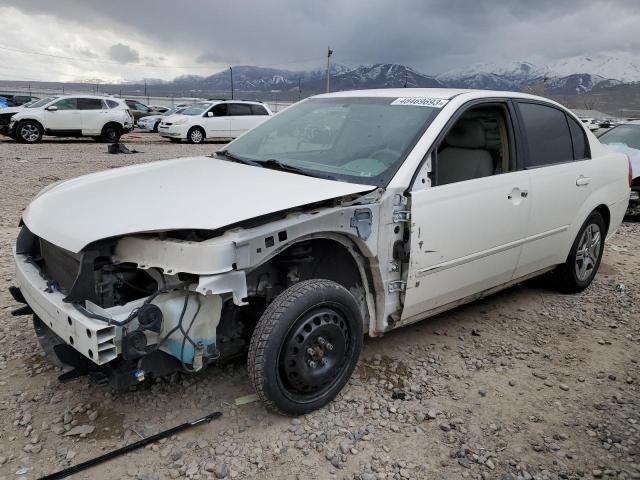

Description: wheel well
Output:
[102,122,122,132]
[16,118,43,130]
[593,204,610,234]
[215,238,370,360]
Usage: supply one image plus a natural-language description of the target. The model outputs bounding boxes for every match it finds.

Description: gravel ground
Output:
[0,133,638,480]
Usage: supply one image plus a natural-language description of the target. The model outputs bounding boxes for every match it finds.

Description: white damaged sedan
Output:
[12,89,630,414]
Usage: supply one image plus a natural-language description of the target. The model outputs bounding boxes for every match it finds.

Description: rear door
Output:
[512,101,595,278]
[202,103,230,138]
[228,102,255,137]
[43,97,81,132]
[78,98,106,134]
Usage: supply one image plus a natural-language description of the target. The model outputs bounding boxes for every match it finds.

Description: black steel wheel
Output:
[248,279,363,415]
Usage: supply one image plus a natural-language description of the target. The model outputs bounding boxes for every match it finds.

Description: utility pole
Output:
[144,78,147,98]
[298,77,302,101]
[326,46,333,93]
[28,83,32,96]
[403,70,408,88]
[229,67,234,99]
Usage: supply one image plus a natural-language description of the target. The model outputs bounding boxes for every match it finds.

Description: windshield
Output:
[224,97,440,185]
[25,96,58,108]
[599,124,640,150]
[181,103,211,116]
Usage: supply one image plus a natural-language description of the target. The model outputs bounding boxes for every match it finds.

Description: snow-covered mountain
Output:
[172,63,442,93]
[547,54,640,83]
[438,57,634,95]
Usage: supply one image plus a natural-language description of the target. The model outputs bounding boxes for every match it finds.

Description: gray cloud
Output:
[5,0,640,79]
[108,43,140,63]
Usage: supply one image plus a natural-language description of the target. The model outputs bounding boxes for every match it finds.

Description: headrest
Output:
[445,119,486,148]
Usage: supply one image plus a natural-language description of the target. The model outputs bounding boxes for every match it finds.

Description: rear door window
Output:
[78,98,104,110]
[229,103,252,116]
[517,102,573,167]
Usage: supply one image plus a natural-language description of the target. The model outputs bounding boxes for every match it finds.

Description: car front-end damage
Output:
[12,177,388,388]
[13,225,247,387]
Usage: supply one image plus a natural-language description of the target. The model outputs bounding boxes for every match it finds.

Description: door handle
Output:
[576,176,591,186]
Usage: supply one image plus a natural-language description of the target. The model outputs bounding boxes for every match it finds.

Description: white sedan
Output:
[12,88,630,414]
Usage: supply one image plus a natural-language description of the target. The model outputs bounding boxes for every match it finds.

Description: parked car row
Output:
[0,94,272,143]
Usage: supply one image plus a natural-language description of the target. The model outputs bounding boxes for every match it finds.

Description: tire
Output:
[100,124,121,142]
[16,120,43,143]
[554,211,606,293]
[187,127,205,144]
[248,279,363,415]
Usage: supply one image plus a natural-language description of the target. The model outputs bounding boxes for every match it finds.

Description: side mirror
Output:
[207,112,214,117]
[46,105,58,112]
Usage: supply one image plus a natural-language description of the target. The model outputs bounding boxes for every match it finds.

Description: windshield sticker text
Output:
[391,97,449,108]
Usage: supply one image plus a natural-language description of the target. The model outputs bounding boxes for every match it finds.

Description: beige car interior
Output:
[436,106,510,186]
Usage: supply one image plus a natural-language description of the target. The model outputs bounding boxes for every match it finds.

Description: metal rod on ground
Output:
[230,66,234,100]
[37,412,222,480]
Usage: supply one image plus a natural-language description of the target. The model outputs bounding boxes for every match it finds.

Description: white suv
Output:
[159,100,271,143]
[9,95,133,143]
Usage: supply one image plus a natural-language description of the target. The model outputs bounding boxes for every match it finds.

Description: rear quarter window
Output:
[250,104,269,116]
[567,116,591,160]
[518,102,574,167]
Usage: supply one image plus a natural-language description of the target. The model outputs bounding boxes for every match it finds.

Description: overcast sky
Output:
[1,0,639,83]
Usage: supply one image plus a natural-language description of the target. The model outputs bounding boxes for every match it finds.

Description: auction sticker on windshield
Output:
[391,97,449,108]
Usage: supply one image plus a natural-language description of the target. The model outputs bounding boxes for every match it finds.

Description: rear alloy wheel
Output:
[16,120,43,143]
[188,127,205,144]
[101,124,121,143]
[248,279,363,415]
[554,211,606,293]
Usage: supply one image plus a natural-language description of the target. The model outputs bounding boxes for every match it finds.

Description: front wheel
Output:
[248,279,363,415]
[16,120,43,143]
[554,211,606,293]
[188,127,205,144]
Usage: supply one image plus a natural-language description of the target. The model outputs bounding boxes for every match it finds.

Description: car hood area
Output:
[22,156,375,253]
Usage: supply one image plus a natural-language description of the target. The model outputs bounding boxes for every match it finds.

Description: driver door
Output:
[400,102,531,323]
[44,98,82,132]
[203,103,230,138]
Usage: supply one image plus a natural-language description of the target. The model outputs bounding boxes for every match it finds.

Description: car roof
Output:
[622,120,640,125]
[314,87,558,103]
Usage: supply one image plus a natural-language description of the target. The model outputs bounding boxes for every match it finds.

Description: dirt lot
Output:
[0,133,638,480]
